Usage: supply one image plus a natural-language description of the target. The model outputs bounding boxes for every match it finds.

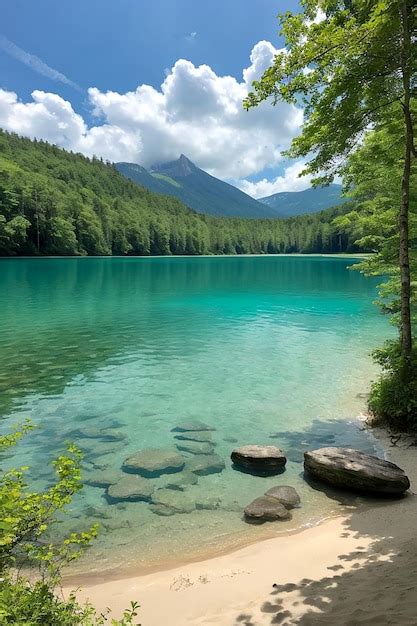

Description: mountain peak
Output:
[152,154,195,178]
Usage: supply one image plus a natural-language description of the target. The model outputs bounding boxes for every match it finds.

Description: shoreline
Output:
[64,424,417,625]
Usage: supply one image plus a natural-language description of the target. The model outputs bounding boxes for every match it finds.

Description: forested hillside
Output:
[0,130,358,256]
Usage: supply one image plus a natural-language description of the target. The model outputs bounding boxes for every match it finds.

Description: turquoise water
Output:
[0,256,391,577]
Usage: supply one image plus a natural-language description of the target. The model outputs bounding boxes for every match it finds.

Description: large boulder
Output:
[231,445,287,475]
[106,475,154,503]
[244,496,291,522]
[304,447,410,496]
[264,485,300,509]
[187,453,225,476]
[122,448,185,477]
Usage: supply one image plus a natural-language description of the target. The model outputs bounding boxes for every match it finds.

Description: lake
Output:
[0,256,391,577]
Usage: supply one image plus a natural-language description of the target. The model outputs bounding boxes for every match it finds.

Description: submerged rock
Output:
[84,470,124,488]
[244,496,291,522]
[70,426,127,442]
[171,420,216,433]
[174,432,213,443]
[304,447,410,496]
[149,504,176,516]
[176,440,215,455]
[152,488,196,513]
[161,471,198,490]
[264,485,300,509]
[231,445,287,474]
[187,453,225,476]
[106,475,154,503]
[122,449,185,477]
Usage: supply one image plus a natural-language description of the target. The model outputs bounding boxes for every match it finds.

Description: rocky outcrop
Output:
[244,496,291,522]
[264,485,300,509]
[231,445,287,474]
[122,448,185,477]
[106,475,154,503]
[304,447,410,496]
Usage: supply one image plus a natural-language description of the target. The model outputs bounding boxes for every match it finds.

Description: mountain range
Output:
[116,155,345,219]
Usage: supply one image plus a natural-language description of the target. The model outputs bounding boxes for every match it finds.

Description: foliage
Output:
[368,341,417,429]
[244,0,416,427]
[0,130,360,256]
[0,424,140,625]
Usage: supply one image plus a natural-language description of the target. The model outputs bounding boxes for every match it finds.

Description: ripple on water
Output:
[0,256,392,575]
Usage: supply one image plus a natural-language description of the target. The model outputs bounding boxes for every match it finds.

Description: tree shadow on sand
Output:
[232,432,416,625]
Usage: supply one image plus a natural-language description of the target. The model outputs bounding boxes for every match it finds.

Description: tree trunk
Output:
[399,0,413,358]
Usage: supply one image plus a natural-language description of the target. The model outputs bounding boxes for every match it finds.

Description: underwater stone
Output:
[171,420,216,433]
[106,475,154,503]
[176,440,215,455]
[187,453,225,476]
[122,448,185,477]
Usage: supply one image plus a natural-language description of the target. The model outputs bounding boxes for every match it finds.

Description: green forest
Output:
[0,129,358,257]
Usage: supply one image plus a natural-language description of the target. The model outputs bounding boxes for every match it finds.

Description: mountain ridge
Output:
[259,184,346,217]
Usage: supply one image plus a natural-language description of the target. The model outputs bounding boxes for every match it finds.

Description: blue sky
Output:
[0,0,310,196]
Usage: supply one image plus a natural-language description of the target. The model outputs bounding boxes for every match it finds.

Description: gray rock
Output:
[152,488,195,513]
[187,454,225,476]
[304,447,410,496]
[84,470,124,488]
[264,485,300,509]
[161,471,198,490]
[106,475,154,503]
[149,504,176,516]
[122,449,185,477]
[231,445,287,474]
[195,496,221,510]
[172,420,216,433]
[174,432,213,443]
[176,441,215,455]
[244,496,291,522]
[70,426,127,442]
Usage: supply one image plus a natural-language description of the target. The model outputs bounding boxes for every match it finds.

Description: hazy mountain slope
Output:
[259,184,346,217]
[117,155,278,218]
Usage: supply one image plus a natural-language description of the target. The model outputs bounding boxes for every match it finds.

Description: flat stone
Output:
[161,471,198,490]
[84,470,124,488]
[244,496,291,522]
[174,432,213,443]
[149,504,176,516]
[195,496,221,510]
[231,445,287,474]
[176,441,215,455]
[304,447,410,496]
[122,449,185,477]
[171,420,216,433]
[187,454,225,476]
[106,475,154,503]
[152,488,195,513]
[264,486,300,509]
[70,426,127,442]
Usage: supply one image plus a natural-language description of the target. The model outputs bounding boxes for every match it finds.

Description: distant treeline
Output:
[0,130,361,257]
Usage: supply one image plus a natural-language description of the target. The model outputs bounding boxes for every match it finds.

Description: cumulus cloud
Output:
[236,161,312,198]
[0,35,82,92]
[0,40,304,186]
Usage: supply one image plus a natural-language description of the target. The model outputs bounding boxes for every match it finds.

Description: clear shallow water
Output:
[0,256,391,577]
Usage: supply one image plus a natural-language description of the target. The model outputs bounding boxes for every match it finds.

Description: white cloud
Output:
[236,161,313,198]
[0,35,82,92]
[0,40,304,184]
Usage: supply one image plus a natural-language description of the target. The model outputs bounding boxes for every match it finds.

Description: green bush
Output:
[368,341,417,430]
[0,423,140,625]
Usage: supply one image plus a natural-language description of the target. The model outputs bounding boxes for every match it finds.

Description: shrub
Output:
[0,423,140,625]
[368,341,417,430]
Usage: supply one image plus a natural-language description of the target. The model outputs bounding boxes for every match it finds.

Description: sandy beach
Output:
[65,425,417,625]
